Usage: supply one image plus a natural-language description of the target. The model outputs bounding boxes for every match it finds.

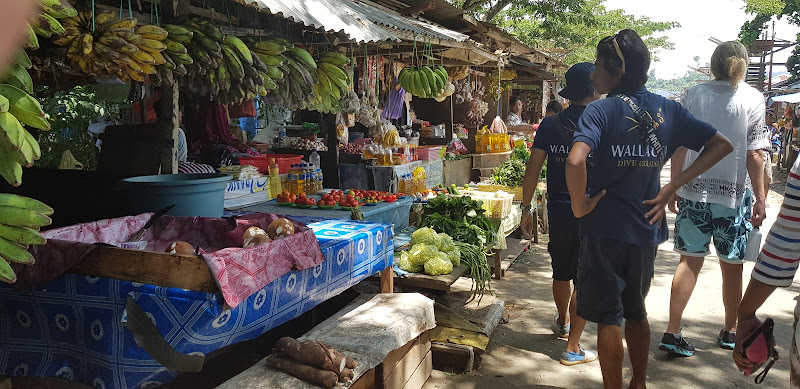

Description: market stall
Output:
[0,214,394,388]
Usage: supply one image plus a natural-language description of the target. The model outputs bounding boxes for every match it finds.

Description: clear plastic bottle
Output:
[316,168,323,191]
[309,149,321,170]
[398,174,406,194]
[744,227,763,262]
[268,158,282,199]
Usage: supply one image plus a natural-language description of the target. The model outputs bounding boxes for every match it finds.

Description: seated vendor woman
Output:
[507,96,535,133]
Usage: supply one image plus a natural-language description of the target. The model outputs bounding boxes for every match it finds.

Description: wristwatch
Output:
[520,204,533,213]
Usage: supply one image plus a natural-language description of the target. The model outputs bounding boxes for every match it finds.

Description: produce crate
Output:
[458,189,515,218]
[477,182,524,201]
[417,146,444,160]
[471,151,511,169]
[238,154,303,174]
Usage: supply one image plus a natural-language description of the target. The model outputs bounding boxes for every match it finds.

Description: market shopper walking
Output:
[659,41,770,358]
[565,29,734,389]
[521,62,601,366]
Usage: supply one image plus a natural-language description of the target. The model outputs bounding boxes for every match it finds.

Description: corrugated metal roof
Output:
[238,0,468,43]
[242,0,399,43]
[350,1,470,42]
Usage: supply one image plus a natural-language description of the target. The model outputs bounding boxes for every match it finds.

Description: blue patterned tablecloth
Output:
[0,220,393,388]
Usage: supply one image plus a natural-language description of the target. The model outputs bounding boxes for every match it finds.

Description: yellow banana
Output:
[149,51,167,66]
[81,33,93,55]
[138,39,167,53]
[102,18,137,32]
[131,50,155,65]
[136,25,168,40]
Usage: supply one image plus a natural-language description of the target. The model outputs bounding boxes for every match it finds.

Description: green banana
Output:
[0,84,50,131]
[0,206,51,228]
[0,111,24,150]
[221,45,245,79]
[266,66,284,80]
[24,24,39,50]
[0,150,22,187]
[0,95,9,114]
[319,52,349,66]
[0,194,53,215]
[21,129,38,161]
[257,53,284,67]
[286,47,316,70]
[319,62,347,90]
[223,35,253,65]
[14,50,31,70]
[165,40,188,55]
[0,237,34,264]
[253,41,285,56]
[2,64,34,93]
[0,224,44,245]
[9,138,34,167]
[35,13,65,37]
[42,0,78,18]
[0,257,16,283]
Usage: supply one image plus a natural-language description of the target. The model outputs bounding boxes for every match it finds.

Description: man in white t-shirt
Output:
[659,41,770,357]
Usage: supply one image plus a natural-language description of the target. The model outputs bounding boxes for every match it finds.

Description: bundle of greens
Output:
[420,195,498,249]
[455,241,492,303]
[490,145,532,188]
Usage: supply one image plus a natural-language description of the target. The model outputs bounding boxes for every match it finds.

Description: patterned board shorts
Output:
[674,190,753,264]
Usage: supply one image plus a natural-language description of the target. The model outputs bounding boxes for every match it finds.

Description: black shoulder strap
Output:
[613,94,666,163]
[551,112,574,146]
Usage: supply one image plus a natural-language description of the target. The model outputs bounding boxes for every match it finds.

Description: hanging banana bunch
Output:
[310,52,351,114]
[53,12,167,82]
[0,193,53,284]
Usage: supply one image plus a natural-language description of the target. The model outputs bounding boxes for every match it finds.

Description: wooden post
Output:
[494,249,502,279]
[158,81,179,174]
[321,113,339,188]
[380,267,394,293]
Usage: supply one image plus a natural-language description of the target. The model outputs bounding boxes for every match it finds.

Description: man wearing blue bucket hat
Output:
[521,62,601,366]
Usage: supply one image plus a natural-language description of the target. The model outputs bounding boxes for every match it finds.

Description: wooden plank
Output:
[383,337,419,381]
[380,267,394,293]
[350,367,377,389]
[431,341,474,372]
[401,350,432,389]
[488,237,530,278]
[393,264,468,291]
[384,336,431,389]
[67,246,217,292]
[383,332,431,381]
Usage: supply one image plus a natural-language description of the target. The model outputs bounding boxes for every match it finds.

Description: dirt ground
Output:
[424,162,799,389]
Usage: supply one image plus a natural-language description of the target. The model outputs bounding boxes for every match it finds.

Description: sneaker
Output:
[552,315,570,338]
[718,330,736,350]
[658,333,695,357]
[560,347,598,366]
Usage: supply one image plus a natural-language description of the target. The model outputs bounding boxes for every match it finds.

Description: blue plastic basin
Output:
[123,173,233,217]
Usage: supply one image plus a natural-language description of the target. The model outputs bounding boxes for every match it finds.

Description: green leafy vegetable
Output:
[424,252,454,276]
[420,195,498,249]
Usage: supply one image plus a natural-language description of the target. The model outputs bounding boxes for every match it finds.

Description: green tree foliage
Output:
[739,1,800,78]
[36,85,117,170]
[645,68,711,93]
[453,0,679,65]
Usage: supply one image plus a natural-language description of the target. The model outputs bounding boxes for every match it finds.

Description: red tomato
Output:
[288,194,296,202]
[339,199,348,206]
[298,192,306,198]
[308,198,316,205]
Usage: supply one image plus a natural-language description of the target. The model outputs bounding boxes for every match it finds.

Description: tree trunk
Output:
[482,0,513,22]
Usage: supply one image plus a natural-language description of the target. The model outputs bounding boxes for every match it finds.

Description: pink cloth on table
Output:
[16,213,325,309]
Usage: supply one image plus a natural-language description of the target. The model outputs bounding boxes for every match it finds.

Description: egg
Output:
[267,218,295,239]
[243,226,271,248]
[165,241,195,255]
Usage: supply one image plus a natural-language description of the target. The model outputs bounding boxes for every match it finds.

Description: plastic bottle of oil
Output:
[268,158,282,199]
[287,164,297,194]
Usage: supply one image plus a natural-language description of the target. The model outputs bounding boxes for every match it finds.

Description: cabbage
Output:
[409,243,439,266]
[437,234,455,252]
[447,248,461,267]
[396,251,422,273]
[411,227,440,247]
[424,252,454,275]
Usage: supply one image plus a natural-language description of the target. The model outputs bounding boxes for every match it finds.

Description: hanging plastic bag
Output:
[336,113,349,145]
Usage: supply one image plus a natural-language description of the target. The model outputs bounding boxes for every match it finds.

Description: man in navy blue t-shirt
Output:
[566,30,733,389]
[521,62,601,366]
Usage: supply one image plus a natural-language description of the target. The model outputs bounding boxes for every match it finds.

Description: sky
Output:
[602,0,800,79]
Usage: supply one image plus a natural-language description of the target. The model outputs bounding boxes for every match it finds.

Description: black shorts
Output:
[547,212,580,281]
[576,236,656,326]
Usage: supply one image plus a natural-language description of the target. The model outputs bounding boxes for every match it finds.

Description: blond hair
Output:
[710,41,749,87]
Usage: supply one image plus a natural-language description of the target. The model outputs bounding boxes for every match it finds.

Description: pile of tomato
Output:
[293,192,316,206]
[276,192,296,204]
